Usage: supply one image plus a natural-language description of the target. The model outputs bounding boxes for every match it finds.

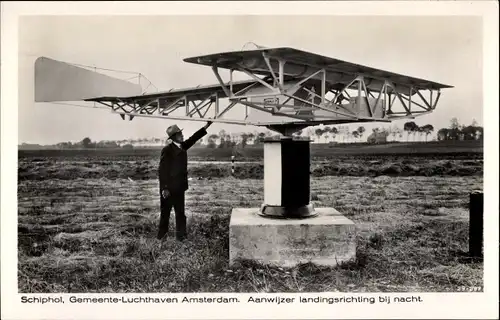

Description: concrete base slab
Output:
[229,207,356,268]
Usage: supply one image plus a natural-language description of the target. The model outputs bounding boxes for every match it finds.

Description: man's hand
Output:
[203,121,213,130]
[161,189,170,199]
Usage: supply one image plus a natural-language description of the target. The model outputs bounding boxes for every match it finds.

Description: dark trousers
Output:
[157,191,186,240]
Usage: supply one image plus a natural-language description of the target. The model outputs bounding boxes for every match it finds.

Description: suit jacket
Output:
[158,127,207,194]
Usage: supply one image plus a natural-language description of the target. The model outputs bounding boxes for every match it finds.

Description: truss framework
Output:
[90,51,443,135]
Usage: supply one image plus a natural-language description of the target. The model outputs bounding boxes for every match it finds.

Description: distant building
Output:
[118,138,164,148]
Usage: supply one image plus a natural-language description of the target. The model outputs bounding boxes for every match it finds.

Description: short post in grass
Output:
[469,191,483,258]
[231,155,235,176]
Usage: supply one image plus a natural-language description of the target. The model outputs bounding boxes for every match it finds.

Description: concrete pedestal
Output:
[229,207,356,268]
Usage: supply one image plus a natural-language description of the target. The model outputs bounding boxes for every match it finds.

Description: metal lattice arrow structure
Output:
[35,46,451,136]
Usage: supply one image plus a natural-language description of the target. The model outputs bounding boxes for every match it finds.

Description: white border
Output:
[2,1,499,319]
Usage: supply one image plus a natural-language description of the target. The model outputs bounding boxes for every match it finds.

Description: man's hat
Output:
[166,124,183,139]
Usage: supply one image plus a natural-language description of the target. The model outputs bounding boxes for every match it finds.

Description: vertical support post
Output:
[469,191,483,258]
[388,92,392,114]
[214,93,219,118]
[231,155,235,176]
[230,69,234,94]
[278,60,285,88]
[357,78,362,101]
[408,87,412,112]
[383,84,387,113]
[321,70,326,105]
[155,98,160,115]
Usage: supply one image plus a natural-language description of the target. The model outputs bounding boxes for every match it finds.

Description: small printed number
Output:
[458,286,482,292]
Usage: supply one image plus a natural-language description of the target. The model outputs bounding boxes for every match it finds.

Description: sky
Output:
[18,15,483,144]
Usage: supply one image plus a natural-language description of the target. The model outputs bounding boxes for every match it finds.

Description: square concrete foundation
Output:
[229,207,356,268]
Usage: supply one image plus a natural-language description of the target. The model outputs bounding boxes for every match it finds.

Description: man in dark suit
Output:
[157,121,212,241]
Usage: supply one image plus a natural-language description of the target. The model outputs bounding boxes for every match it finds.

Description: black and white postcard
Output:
[1,1,498,319]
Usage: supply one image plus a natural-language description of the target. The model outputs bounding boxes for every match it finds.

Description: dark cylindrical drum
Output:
[261,136,315,218]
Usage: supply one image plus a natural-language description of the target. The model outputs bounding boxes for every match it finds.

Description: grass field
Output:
[18,139,483,161]
[17,141,484,293]
[18,141,483,181]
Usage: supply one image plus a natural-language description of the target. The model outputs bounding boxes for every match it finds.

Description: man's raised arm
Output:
[182,121,213,150]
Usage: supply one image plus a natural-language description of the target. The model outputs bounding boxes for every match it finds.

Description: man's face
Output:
[171,131,184,143]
